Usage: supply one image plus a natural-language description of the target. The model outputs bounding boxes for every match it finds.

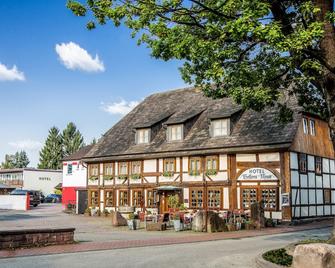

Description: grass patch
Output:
[263,248,293,267]
[296,239,329,245]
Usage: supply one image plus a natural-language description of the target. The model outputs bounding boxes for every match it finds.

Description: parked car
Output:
[10,189,41,207]
[44,194,62,203]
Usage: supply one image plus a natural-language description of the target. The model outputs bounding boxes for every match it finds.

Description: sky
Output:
[0,0,187,167]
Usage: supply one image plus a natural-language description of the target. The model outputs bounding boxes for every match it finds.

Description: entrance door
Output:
[159,191,182,213]
[77,190,88,214]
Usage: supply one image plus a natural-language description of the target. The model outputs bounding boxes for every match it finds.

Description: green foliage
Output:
[38,127,63,170]
[189,170,200,176]
[103,175,114,181]
[130,173,141,180]
[67,0,335,122]
[1,151,30,169]
[263,248,293,267]
[205,169,217,176]
[162,171,174,177]
[167,194,179,209]
[117,174,127,180]
[62,122,84,157]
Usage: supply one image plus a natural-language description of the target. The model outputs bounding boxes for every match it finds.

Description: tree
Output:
[38,127,63,170]
[68,0,335,239]
[1,151,30,169]
[68,0,335,129]
[62,122,84,157]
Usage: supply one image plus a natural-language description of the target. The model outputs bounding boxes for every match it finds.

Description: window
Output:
[324,189,331,204]
[119,162,128,175]
[89,164,99,177]
[131,161,141,175]
[89,190,99,207]
[67,164,73,175]
[315,157,322,175]
[147,190,155,208]
[136,129,150,144]
[211,119,229,137]
[242,188,258,209]
[208,189,221,209]
[119,190,128,206]
[105,190,114,207]
[303,118,309,134]
[167,125,183,141]
[189,157,201,176]
[261,189,277,210]
[206,156,218,172]
[163,158,175,172]
[103,163,113,176]
[190,189,203,208]
[299,153,307,173]
[132,190,143,207]
[310,119,316,136]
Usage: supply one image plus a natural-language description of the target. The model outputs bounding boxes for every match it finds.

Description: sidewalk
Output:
[0,219,332,259]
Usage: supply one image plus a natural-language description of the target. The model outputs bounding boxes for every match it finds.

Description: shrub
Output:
[263,248,293,267]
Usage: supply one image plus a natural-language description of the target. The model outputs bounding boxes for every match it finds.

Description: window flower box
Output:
[189,171,200,176]
[88,176,99,182]
[162,171,174,177]
[205,169,217,176]
[103,175,114,181]
[117,175,127,180]
[131,174,141,180]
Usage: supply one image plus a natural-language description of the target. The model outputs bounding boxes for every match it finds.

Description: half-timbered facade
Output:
[82,88,335,221]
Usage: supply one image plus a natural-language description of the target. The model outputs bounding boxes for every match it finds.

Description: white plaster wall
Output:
[115,162,119,176]
[291,171,300,187]
[100,190,104,211]
[316,176,323,188]
[331,175,335,187]
[182,173,202,182]
[182,157,188,172]
[176,158,180,172]
[237,187,240,209]
[309,189,316,204]
[308,155,315,171]
[219,154,227,170]
[183,188,189,208]
[223,187,229,209]
[23,170,62,195]
[259,153,280,162]
[236,154,256,162]
[325,205,331,215]
[308,173,315,187]
[158,159,163,172]
[144,176,156,183]
[0,195,27,210]
[290,152,298,169]
[143,159,156,173]
[209,171,228,181]
[62,161,87,187]
[300,189,308,204]
[159,174,179,183]
[317,206,323,216]
[301,207,308,217]
[316,190,323,204]
[330,160,335,174]
[292,189,300,205]
[300,174,308,187]
[323,174,331,188]
[323,158,330,173]
[309,206,316,216]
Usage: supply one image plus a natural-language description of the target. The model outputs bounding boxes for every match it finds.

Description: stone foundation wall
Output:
[0,228,75,249]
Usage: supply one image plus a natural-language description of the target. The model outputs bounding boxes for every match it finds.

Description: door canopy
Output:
[237,167,278,181]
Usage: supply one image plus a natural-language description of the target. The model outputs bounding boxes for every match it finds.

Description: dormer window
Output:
[136,128,150,144]
[211,118,230,137]
[167,124,183,141]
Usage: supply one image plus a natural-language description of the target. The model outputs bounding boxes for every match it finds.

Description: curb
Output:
[254,253,287,268]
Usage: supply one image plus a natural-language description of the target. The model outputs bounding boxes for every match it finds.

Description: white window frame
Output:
[309,119,316,136]
[167,124,183,141]
[303,118,309,134]
[211,118,230,137]
[136,128,150,144]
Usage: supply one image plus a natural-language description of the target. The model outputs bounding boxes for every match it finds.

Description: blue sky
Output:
[0,0,186,167]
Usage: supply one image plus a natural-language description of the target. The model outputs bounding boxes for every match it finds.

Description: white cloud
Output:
[101,99,139,116]
[55,42,105,72]
[0,62,25,81]
[8,140,42,151]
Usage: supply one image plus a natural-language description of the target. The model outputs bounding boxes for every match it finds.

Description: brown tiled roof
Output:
[62,145,94,161]
[84,87,302,161]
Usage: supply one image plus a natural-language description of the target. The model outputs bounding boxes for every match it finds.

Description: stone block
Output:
[293,243,335,268]
[146,223,166,231]
[111,211,127,226]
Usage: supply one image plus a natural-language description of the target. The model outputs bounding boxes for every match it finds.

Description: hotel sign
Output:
[238,168,277,181]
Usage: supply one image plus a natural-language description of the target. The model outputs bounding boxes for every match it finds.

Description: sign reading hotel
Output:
[238,168,277,181]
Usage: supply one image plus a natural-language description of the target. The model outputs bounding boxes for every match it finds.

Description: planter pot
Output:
[226,224,236,232]
[134,219,141,230]
[127,219,136,230]
[173,220,182,232]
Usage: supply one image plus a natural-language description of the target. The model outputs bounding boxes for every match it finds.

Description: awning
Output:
[155,186,182,191]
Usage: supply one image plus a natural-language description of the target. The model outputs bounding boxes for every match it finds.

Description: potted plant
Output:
[189,170,200,176]
[84,207,91,216]
[205,169,217,176]
[127,212,136,230]
[131,174,141,180]
[162,171,174,177]
[103,175,114,181]
[88,176,99,183]
[118,174,127,180]
[173,213,182,231]
[102,209,109,217]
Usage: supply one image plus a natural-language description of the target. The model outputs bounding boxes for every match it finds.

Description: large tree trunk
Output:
[315,0,335,243]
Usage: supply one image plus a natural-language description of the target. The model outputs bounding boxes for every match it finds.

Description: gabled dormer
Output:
[209,118,230,137]
[135,128,151,144]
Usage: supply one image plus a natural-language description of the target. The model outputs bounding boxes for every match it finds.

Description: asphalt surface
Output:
[0,228,331,268]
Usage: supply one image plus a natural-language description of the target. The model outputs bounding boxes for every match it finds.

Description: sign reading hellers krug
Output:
[238,168,277,181]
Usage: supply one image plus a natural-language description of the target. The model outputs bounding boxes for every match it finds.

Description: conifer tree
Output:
[38,127,63,169]
[62,122,84,157]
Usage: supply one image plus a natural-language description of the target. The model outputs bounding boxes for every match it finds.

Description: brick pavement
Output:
[0,219,332,259]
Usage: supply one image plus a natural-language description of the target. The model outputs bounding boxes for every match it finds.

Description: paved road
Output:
[0,228,330,268]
